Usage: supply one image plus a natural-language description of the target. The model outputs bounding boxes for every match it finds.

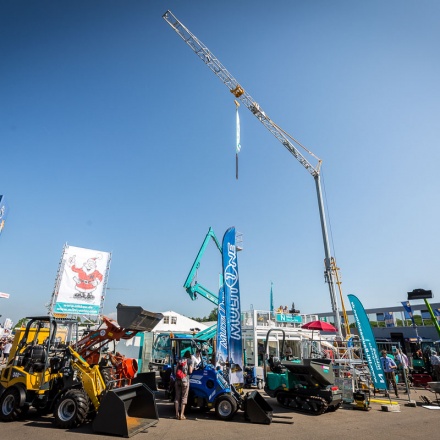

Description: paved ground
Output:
[0,385,439,440]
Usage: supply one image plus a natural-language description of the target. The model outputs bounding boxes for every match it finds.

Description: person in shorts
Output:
[174,350,194,419]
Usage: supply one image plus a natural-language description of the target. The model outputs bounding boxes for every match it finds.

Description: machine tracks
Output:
[276,392,328,415]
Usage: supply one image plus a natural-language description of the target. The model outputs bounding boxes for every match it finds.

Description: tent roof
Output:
[152,310,208,333]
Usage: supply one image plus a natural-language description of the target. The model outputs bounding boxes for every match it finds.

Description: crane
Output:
[163,10,342,337]
[330,257,351,338]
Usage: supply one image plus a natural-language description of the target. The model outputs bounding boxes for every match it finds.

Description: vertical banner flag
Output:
[434,308,440,323]
[235,100,241,180]
[401,301,416,326]
[384,312,395,328]
[52,245,111,315]
[222,227,243,385]
[348,294,387,390]
[270,282,274,314]
[216,286,228,369]
[0,195,8,237]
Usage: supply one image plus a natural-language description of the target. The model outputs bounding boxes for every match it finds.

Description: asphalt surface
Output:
[0,385,439,440]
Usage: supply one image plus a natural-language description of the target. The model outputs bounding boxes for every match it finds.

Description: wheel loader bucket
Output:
[132,372,158,391]
[243,390,273,424]
[116,303,164,332]
[92,383,159,438]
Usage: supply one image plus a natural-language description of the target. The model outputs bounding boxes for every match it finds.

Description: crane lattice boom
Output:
[163,10,321,177]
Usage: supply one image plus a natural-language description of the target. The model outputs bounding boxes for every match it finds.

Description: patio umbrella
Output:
[301,321,337,357]
[301,320,337,332]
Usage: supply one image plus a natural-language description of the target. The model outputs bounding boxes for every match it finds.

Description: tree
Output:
[207,308,218,321]
[14,318,27,329]
[191,308,218,323]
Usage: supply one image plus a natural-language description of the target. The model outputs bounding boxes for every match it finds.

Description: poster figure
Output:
[68,254,104,300]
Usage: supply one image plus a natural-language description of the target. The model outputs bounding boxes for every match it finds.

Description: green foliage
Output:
[14,318,27,328]
[191,308,218,323]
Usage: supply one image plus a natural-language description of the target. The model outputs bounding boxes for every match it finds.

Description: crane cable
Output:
[272,121,322,164]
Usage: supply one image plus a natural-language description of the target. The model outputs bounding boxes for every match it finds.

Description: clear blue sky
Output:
[1,0,440,326]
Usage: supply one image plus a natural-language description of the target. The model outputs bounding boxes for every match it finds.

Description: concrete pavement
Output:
[0,385,439,440]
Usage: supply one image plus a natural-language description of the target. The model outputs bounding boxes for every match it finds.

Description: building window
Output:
[163,316,170,324]
[171,316,177,325]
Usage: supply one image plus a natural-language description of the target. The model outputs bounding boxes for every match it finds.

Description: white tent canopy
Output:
[152,310,208,334]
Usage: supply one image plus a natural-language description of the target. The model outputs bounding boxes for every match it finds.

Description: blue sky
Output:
[1,0,440,326]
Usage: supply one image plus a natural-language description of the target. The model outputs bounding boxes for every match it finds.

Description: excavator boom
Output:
[183,226,222,305]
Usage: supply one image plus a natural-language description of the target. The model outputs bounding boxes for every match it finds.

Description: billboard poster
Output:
[222,227,243,385]
[348,294,387,390]
[384,312,395,327]
[0,195,8,237]
[52,245,111,315]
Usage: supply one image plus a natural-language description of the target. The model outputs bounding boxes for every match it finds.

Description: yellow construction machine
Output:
[0,305,162,437]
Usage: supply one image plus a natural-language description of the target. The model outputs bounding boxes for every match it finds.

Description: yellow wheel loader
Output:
[0,306,162,437]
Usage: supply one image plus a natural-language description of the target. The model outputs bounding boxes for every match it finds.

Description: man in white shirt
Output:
[191,350,202,369]
[430,350,440,381]
[2,340,12,364]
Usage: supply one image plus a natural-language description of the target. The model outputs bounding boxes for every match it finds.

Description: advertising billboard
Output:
[52,245,111,316]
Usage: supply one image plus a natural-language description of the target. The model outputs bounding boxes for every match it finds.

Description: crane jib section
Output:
[163,10,319,178]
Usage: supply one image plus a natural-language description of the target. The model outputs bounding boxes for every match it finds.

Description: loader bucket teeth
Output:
[92,383,159,438]
[116,303,163,332]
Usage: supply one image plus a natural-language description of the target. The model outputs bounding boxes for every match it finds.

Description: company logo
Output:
[12,370,25,379]
[225,243,241,341]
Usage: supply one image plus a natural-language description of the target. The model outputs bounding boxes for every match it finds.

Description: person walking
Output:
[394,348,410,392]
[381,350,399,397]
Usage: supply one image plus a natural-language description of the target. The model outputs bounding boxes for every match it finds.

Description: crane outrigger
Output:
[163,10,343,337]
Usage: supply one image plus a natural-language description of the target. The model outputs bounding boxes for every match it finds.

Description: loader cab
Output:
[8,317,75,371]
[170,337,212,367]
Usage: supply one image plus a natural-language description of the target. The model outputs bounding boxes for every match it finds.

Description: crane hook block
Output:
[231,85,244,98]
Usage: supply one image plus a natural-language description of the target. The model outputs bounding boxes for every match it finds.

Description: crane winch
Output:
[163,10,343,337]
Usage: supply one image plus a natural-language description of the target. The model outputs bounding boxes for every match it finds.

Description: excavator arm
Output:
[183,226,222,305]
[74,316,138,365]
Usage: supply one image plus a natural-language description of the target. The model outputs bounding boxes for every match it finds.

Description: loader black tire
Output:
[100,367,114,390]
[53,389,90,429]
[0,387,25,422]
[215,394,237,421]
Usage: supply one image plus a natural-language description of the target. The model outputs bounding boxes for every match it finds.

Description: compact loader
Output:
[0,304,162,437]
